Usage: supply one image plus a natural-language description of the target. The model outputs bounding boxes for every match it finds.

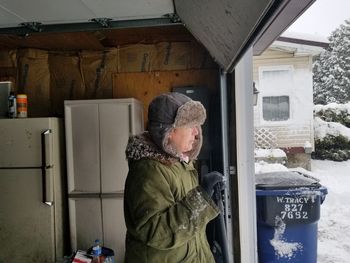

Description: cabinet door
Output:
[102,197,126,263]
[68,197,103,251]
[99,103,131,193]
[65,104,100,193]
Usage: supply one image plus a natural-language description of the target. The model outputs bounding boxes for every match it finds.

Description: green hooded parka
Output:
[124,93,220,263]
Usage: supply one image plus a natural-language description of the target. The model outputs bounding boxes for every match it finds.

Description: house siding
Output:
[253,49,314,150]
[268,124,312,148]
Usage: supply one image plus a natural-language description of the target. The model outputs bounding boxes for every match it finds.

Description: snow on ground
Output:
[255,159,350,262]
[255,148,287,159]
[311,159,350,263]
[255,160,289,174]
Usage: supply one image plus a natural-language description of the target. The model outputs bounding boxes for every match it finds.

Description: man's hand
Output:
[201,171,225,197]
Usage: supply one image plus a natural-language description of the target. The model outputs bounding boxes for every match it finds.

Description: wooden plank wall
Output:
[113,69,219,126]
[0,42,219,117]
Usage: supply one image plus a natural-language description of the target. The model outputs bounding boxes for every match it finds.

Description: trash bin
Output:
[255,171,327,263]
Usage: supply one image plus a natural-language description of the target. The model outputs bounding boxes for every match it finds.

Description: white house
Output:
[253,32,328,170]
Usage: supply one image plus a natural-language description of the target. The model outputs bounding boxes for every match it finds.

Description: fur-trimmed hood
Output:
[125,132,178,165]
[126,131,202,165]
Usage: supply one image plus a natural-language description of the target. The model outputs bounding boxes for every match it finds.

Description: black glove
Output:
[201,171,224,197]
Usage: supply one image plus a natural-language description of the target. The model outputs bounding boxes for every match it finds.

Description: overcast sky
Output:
[286,0,350,38]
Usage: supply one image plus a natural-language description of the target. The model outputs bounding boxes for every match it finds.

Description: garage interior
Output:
[0,0,316,262]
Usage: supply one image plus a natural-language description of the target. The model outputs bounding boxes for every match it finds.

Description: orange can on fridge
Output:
[16,94,27,118]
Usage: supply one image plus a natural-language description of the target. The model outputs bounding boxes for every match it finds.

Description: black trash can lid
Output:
[255,171,321,190]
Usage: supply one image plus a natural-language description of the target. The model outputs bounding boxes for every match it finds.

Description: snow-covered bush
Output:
[314,103,350,128]
[313,106,350,161]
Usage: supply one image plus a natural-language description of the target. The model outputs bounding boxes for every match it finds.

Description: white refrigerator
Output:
[64,98,144,263]
[0,118,68,263]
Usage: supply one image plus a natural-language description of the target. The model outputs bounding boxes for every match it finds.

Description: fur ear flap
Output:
[174,101,206,128]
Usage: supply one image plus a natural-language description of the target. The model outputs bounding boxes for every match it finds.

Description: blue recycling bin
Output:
[255,171,327,263]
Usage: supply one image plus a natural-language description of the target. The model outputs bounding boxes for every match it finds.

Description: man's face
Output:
[168,126,199,154]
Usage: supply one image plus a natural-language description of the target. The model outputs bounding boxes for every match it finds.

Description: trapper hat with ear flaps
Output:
[147,92,206,160]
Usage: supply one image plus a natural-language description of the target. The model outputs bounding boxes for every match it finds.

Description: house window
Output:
[263,96,290,121]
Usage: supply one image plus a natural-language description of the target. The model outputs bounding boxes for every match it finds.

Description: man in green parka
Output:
[124,92,224,263]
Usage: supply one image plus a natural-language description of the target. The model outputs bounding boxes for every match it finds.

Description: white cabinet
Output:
[65,98,144,263]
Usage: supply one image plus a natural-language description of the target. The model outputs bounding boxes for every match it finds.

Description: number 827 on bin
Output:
[280,204,308,220]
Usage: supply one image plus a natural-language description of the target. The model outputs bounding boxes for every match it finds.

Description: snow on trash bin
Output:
[255,171,327,263]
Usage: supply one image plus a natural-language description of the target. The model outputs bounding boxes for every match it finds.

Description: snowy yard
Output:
[312,159,350,263]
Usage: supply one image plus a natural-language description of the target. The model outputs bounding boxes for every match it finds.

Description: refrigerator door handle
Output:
[43,167,54,206]
[42,129,53,168]
[41,129,54,206]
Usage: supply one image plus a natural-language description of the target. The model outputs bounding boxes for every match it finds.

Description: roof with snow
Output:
[280,31,329,46]
[269,31,329,56]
